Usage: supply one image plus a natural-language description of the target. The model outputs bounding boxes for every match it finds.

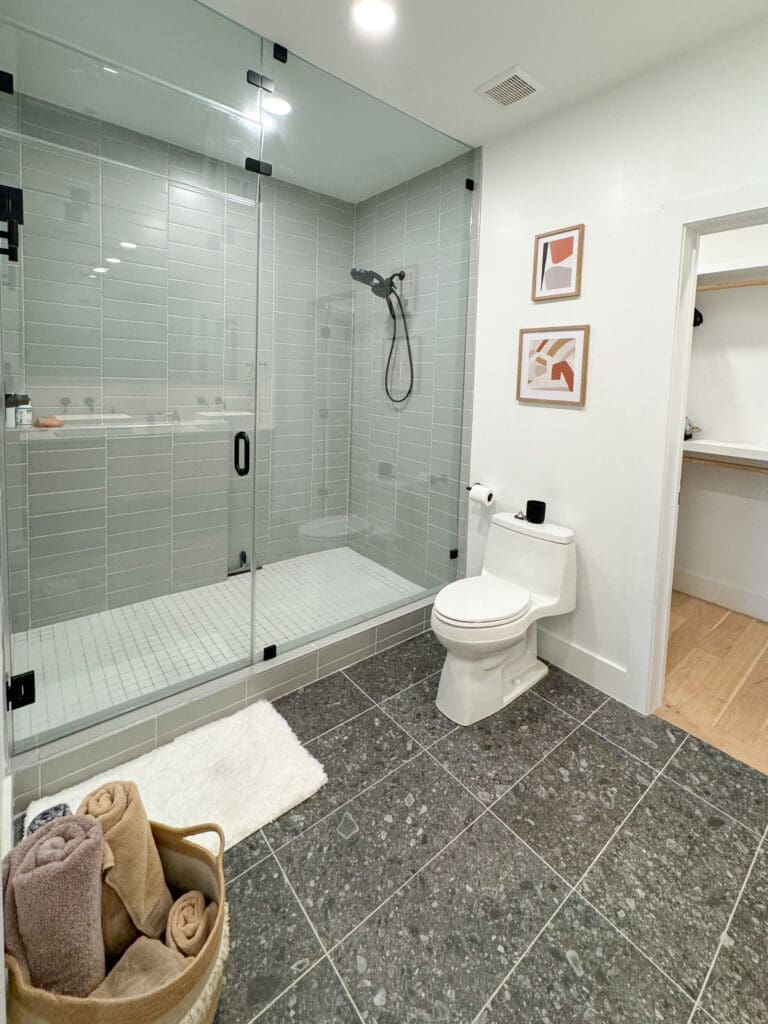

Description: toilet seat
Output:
[433,576,531,628]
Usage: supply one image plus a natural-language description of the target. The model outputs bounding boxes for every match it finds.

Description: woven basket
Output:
[6,822,228,1024]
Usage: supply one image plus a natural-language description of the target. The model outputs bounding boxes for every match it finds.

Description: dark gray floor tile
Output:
[665,736,768,833]
[430,691,575,804]
[494,728,653,883]
[256,959,360,1023]
[335,814,568,1023]
[479,895,693,1024]
[700,845,768,1024]
[344,630,445,701]
[263,709,416,848]
[381,671,456,746]
[215,857,323,1023]
[275,672,373,743]
[278,753,480,946]
[535,665,607,722]
[224,830,271,882]
[580,778,758,997]
[587,699,685,769]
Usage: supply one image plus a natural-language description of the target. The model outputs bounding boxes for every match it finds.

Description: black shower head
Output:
[350,267,405,301]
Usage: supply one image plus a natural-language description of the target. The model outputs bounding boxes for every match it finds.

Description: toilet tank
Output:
[482,513,576,612]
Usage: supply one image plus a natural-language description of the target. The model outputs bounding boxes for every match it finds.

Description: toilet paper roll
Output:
[468,484,494,507]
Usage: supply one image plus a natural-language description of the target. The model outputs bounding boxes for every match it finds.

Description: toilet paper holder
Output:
[465,482,495,506]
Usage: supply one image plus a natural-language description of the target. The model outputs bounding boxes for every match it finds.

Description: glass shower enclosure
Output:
[0,0,474,754]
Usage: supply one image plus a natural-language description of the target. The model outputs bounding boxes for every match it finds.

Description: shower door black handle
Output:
[234,431,250,476]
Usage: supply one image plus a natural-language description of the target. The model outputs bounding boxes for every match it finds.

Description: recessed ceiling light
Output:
[263,96,292,116]
[102,66,118,74]
[93,267,107,273]
[351,0,396,34]
[119,241,137,249]
[105,257,121,264]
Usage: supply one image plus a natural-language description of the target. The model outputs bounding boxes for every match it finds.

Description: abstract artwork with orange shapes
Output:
[517,325,590,406]
[532,224,584,301]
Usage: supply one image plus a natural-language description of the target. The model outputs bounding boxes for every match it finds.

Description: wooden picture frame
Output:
[531,224,584,302]
[516,325,590,407]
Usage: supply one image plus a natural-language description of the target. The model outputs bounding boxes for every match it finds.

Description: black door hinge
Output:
[465,178,475,191]
[263,644,277,661]
[0,70,13,95]
[449,548,459,560]
[246,69,275,93]
[6,670,35,711]
[245,157,272,177]
[273,43,288,64]
[0,184,23,262]
[0,184,23,263]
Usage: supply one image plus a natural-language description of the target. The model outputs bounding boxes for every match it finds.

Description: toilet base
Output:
[435,624,549,726]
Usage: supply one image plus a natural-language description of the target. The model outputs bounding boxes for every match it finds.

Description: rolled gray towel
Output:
[26,802,71,835]
[3,815,105,995]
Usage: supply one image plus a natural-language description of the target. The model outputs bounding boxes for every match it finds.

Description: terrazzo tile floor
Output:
[217,634,768,1024]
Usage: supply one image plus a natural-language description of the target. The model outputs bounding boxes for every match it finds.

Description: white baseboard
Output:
[537,627,634,708]
[673,570,768,621]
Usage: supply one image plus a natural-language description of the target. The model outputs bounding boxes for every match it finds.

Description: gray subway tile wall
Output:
[0,92,475,636]
[349,153,474,588]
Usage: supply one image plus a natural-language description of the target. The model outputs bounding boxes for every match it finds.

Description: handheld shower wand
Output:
[350,267,413,403]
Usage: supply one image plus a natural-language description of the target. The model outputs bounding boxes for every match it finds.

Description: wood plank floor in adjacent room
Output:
[656,590,768,774]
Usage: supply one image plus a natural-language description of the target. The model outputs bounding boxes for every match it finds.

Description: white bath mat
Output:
[23,701,327,853]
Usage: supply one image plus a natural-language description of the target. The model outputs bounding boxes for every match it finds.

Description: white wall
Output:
[699,224,768,274]
[676,284,768,617]
[471,16,768,711]
[674,461,768,619]
[688,287,768,441]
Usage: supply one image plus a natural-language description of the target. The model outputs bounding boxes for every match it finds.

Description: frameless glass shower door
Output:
[250,46,474,654]
[0,0,476,756]
[0,21,267,750]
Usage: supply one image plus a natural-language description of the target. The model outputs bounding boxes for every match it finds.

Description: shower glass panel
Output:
[253,46,474,653]
[0,20,265,751]
[0,0,475,754]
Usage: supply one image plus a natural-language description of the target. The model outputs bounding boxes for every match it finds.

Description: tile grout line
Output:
[244,950,327,1024]
[579,716,677,772]
[258,830,370,1024]
[684,821,768,1024]
[247,704,461,876]
[578,893,700,1008]
[347,678,581,899]
[658,760,762,836]
[323,805,489,958]
[469,892,577,1024]
[470,734,688,1022]
[570,735,687,893]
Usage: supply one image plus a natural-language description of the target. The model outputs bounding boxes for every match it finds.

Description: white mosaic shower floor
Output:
[11,547,422,748]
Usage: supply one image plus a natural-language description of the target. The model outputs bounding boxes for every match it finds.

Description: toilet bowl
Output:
[431,513,576,726]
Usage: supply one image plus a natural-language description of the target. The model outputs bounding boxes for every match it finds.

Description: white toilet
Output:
[431,513,577,726]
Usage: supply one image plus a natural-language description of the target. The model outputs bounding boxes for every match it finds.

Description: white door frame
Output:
[647,183,768,714]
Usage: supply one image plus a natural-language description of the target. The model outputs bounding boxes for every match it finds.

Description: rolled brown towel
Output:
[2,816,105,996]
[77,782,172,961]
[90,937,186,998]
[165,891,218,957]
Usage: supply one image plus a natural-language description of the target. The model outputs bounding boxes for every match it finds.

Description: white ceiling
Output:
[200,0,768,146]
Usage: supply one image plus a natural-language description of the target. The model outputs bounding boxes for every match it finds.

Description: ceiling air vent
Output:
[476,67,540,108]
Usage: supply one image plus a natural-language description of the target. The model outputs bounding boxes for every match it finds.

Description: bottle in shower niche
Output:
[15,395,32,427]
[4,394,18,429]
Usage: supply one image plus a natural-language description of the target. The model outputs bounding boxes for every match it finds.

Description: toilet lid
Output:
[434,576,531,626]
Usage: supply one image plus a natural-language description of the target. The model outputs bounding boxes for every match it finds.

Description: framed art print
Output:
[531,224,584,302]
[516,325,590,406]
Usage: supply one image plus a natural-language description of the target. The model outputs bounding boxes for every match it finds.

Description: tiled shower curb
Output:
[11,598,434,814]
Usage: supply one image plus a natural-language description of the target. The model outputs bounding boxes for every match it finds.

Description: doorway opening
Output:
[655,218,768,773]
